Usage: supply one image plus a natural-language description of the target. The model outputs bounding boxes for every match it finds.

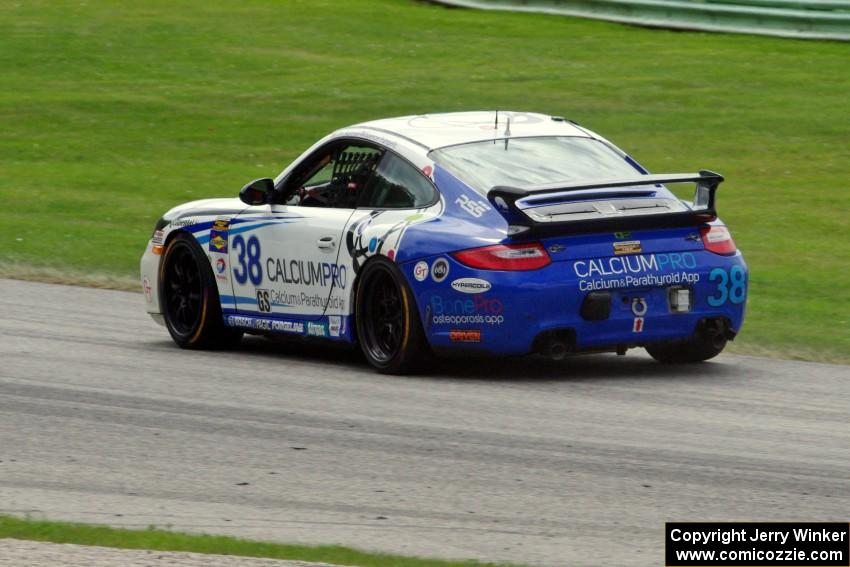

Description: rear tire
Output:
[645,320,727,363]
[160,233,242,350]
[355,258,429,374]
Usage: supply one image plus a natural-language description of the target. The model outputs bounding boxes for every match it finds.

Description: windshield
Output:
[429,136,641,195]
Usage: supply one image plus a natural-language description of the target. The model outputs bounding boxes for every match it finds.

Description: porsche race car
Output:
[140,111,747,373]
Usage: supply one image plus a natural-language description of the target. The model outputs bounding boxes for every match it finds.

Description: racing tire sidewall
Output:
[355,257,429,374]
[159,232,241,350]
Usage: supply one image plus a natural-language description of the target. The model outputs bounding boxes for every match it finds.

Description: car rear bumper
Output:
[408,250,747,356]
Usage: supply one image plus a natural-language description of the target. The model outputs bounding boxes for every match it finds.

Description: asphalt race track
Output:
[1,278,848,566]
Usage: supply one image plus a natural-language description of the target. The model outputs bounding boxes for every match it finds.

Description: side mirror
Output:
[239,178,275,205]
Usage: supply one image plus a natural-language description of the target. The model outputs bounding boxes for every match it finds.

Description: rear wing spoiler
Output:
[487,170,724,237]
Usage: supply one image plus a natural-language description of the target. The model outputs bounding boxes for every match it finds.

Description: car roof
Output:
[350,111,592,152]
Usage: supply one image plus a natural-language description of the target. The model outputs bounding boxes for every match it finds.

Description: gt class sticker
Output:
[413,261,429,282]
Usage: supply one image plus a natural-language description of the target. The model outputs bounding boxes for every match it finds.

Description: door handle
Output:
[317,236,336,249]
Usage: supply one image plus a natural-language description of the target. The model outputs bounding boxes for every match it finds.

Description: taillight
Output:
[700,225,737,255]
[452,242,551,270]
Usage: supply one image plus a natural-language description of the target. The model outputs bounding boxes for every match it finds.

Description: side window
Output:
[281,143,382,209]
[358,153,436,209]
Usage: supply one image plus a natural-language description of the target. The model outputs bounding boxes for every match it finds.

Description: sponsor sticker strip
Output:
[224,314,348,339]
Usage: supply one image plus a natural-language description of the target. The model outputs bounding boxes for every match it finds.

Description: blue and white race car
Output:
[140,111,747,373]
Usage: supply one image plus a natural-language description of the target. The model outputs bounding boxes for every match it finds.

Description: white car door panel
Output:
[229,205,354,320]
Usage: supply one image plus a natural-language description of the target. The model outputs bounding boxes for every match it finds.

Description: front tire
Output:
[355,258,429,374]
[160,233,242,350]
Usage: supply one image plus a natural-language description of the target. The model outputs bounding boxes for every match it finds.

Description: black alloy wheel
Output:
[163,242,203,336]
[160,233,242,349]
[355,258,428,374]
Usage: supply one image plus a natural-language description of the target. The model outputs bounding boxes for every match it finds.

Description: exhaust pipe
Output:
[709,329,726,350]
[700,318,729,350]
[547,339,569,361]
[536,330,575,361]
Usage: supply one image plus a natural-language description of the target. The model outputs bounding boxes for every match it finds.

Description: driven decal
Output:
[450,329,481,343]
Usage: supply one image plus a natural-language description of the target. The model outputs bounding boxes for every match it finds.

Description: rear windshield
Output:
[429,136,640,195]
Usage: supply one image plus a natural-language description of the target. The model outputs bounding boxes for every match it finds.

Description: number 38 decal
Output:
[708,265,746,306]
[232,235,263,286]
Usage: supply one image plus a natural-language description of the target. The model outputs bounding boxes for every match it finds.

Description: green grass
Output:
[0,515,521,567]
[1,0,848,362]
